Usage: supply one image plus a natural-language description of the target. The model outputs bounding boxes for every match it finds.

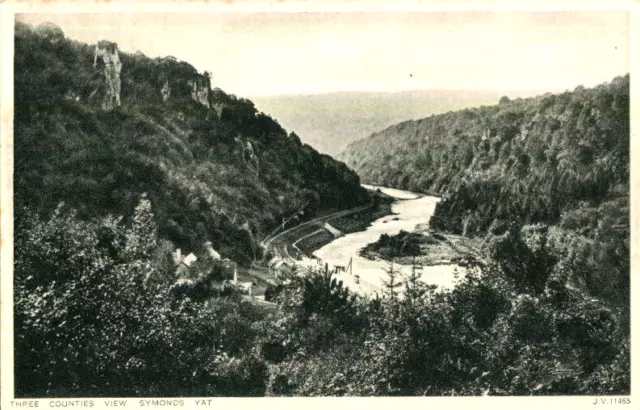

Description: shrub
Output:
[14,198,269,397]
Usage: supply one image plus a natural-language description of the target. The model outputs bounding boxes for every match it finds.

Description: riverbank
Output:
[294,188,395,256]
[303,186,465,296]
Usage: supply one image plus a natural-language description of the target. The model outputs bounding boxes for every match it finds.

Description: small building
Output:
[183,253,197,267]
[268,257,296,279]
[234,281,253,297]
[173,248,197,277]
[220,258,238,281]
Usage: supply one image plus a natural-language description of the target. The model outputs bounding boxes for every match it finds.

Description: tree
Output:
[14,199,269,397]
[381,261,403,301]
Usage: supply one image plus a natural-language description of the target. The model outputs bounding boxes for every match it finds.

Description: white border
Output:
[1,1,638,409]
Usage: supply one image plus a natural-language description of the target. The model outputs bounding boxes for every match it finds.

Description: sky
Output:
[17,11,629,97]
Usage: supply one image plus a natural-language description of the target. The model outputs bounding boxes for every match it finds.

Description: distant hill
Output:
[14,21,368,263]
[250,90,552,155]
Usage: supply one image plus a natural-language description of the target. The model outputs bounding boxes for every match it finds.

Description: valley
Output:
[250,90,539,155]
[11,18,630,399]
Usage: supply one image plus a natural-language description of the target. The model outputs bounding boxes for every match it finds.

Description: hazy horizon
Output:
[245,87,564,98]
[250,88,560,155]
[17,11,629,97]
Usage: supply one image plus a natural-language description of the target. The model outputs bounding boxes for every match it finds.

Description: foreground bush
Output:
[266,240,629,396]
[14,198,270,397]
[14,199,629,396]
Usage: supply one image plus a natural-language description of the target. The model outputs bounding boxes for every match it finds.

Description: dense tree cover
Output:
[342,77,628,206]
[340,77,629,310]
[262,226,628,395]
[14,21,367,263]
[15,200,629,396]
[13,20,629,397]
[14,199,272,397]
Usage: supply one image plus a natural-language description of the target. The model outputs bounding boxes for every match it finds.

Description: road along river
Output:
[298,185,464,296]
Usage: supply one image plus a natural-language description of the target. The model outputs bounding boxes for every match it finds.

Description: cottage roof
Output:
[182,253,197,267]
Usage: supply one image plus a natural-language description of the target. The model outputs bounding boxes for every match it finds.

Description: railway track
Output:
[262,203,373,262]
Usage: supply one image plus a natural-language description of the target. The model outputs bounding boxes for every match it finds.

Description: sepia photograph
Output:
[0,1,634,405]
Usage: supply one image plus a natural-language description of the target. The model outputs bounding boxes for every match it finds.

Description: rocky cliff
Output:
[92,37,214,111]
[14,20,369,263]
[189,75,211,108]
[93,40,122,109]
[160,80,171,102]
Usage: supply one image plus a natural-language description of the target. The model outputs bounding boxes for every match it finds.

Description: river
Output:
[299,184,463,296]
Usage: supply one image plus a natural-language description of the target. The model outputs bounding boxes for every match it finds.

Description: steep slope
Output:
[340,76,629,307]
[14,21,367,263]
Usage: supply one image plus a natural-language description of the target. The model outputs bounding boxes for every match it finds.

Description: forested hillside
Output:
[13,20,630,398]
[340,76,629,310]
[14,21,367,263]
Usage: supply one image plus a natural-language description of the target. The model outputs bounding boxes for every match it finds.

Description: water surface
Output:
[301,185,463,295]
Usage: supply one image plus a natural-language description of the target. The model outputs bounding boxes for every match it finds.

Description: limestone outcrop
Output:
[94,40,122,109]
[188,75,210,108]
[212,103,226,119]
[161,80,171,102]
[236,137,259,175]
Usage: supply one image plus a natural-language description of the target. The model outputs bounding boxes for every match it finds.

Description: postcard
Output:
[1,1,636,409]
